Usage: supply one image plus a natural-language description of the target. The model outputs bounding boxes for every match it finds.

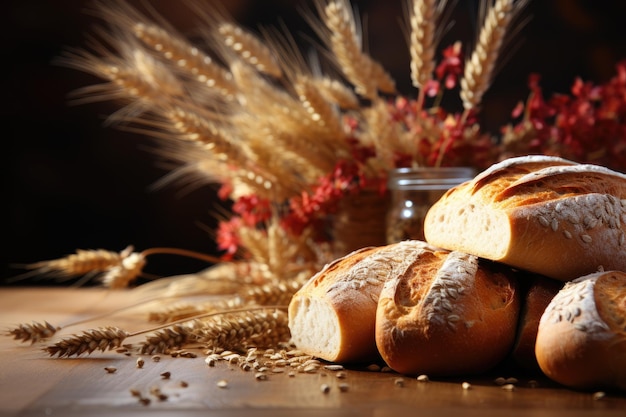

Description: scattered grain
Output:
[593,391,606,401]
[179,381,189,388]
[255,372,268,381]
[494,377,507,386]
[320,383,331,394]
[366,364,381,372]
[160,371,171,380]
[462,382,472,390]
[394,378,405,387]
[339,383,349,392]
[136,358,145,368]
[336,371,347,379]
[324,364,344,371]
[417,374,429,382]
[303,364,319,373]
[151,355,161,362]
[216,379,229,388]
[501,384,516,391]
[104,366,117,374]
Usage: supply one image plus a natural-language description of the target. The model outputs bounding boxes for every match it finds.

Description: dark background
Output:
[3,0,626,285]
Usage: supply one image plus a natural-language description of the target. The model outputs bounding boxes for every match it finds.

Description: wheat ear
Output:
[16,247,129,280]
[409,0,443,106]
[317,0,395,99]
[139,323,196,354]
[193,309,290,350]
[460,0,518,111]
[6,322,61,345]
[44,326,130,358]
[135,22,237,99]
[216,22,283,78]
[313,76,360,110]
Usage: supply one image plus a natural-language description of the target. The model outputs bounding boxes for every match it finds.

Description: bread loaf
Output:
[288,240,442,363]
[535,270,626,391]
[375,252,520,376]
[423,155,626,280]
[510,275,563,373]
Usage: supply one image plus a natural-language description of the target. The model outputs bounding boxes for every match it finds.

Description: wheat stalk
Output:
[135,22,237,99]
[6,321,60,345]
[193,309,290,350]
[313,76,360,109]
[409,0,444,97]
[42,305,288,358]
[294,74,345,137]
[139,323,196,354]
[18,247,129,279]
[99,252,147,289]
[215,22,283,78]
[361,99,403,171]
[315,0,395,100]
[44,326,130,358]
[242,279,305,307]
[460,0,521,111]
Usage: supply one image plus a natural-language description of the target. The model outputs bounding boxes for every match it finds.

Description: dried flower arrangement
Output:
[6,0,626,362]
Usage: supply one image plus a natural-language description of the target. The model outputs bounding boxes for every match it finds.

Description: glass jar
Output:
[386,167,475,243]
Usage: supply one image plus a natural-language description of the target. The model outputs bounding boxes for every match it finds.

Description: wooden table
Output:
[1,287,625,416]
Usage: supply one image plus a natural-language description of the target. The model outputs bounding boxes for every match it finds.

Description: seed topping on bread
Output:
[326,241,432,297]
[541,278,609,333]
[422,252,477,330]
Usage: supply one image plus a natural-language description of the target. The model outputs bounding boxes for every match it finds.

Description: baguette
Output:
[288,240,442,363]
[535,270,626,391]
[375,252,520,376]
[423,155,626,280]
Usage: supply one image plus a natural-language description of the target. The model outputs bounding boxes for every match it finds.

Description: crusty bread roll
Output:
[423,155,626,280]
[375,252,520,376]
[535,270,626,391]
[510,275,563,373]
[288,240,443,363]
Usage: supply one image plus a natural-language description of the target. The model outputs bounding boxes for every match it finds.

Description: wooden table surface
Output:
[1,287,625,417]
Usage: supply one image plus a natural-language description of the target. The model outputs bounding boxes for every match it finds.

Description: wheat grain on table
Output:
[1,287,625,417]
